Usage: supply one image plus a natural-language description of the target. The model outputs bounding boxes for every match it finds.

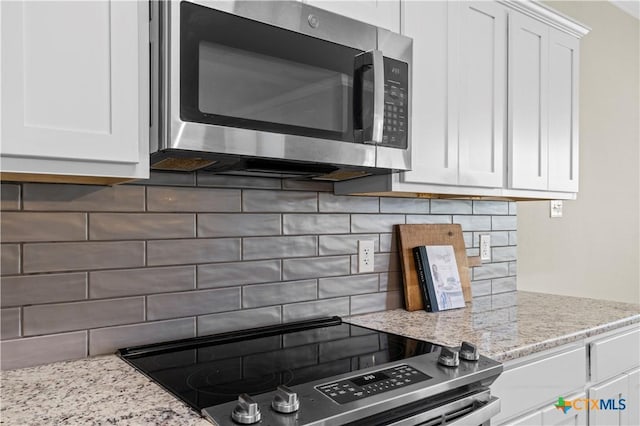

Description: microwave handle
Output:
[354,50,384,144]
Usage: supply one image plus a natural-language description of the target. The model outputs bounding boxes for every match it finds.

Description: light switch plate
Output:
[550,200,563,218]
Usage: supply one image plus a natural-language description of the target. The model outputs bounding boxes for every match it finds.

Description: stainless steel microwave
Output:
[150,1,412,181]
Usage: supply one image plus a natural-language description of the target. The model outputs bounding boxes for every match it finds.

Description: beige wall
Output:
[518,1,639,303]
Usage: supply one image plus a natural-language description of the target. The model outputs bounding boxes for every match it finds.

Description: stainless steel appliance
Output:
[119,317,502,425]
[149,1,412,181]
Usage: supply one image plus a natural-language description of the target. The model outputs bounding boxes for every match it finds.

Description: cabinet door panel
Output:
[628,369,640,426]
[508,11,549,190]
[589,374,629,426]
[1,1,143,165]
[548,29,579,192]
[400,1,457,185]
[305,1,399,32]
[541,392,587,425]
[457,1,506,187]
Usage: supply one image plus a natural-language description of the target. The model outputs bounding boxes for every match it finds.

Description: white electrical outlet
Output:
[480,234,491,262]
[358,240,375,273]
[550,200,563,218]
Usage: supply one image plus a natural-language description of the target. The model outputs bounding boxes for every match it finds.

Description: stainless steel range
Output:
[118,317,502,425]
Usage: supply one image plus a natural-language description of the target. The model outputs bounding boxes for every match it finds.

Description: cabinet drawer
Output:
[590,328,640,383]
[491,346,586,424]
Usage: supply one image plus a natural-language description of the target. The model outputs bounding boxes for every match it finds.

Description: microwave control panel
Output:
[382,58,409,149]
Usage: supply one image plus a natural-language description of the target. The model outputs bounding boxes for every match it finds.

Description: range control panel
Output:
[316,364,431,405]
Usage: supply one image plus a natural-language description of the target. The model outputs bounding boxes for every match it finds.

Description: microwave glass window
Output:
[198,41,350,133]
[180,2,363,143]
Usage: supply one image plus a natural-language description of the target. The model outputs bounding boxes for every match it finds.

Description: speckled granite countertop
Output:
[346,290,640,362]
[1,291,638,425]
[0,355,208,425]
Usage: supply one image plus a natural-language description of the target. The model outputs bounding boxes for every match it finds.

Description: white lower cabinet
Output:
[492,326,640,426]
[588,374,629,426]
[491,346,586,425]
[503,392,587,426]
[540,393,587,426]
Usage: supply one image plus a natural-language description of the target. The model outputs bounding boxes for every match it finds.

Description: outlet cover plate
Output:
[358,240,375,273]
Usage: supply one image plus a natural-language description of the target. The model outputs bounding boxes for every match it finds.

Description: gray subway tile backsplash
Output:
[318,274,378,298]
[89,318,195,355]
[283,214,350,235]
[90,213,195,240]
[198,214,281,237]
[1,308,21,340]
[147,187,241,212]
[318,193,379,213]
[146,287,241,321]
[282,298,350,322]
[283,256,350,280]
[243,279,317,308]
[147,238,241,266]
[430,199,472,214]
[1,244,20,276]
[198,260,281,289]
[0,332,87,370]
[1,212,86,242]
[350,291,403,315]
[1,273,87,307]
[23,241,145,273]
[243,190,317,212]
[23,184,144,212]
[244,236,317,260]
[350,214,405,233]
[319,234,379,255]
[198,306,281,336]
[0,176,517,369]
[405,214,453,225]
[90,266,195,298]
[23,297,145,336]
[0,183,21,210]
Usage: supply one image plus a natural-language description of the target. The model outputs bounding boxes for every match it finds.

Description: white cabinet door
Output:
[399,1,456,185]
[0,1,149,182]
[628,369,640,426]
[540,393,587,426]
[508,10,549,191]
[304,1,400,32]
[457,1,506,187]
[589,374,629,426]
[548,28,580,192]
[502,409,543,425]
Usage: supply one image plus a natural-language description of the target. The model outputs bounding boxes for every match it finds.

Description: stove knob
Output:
[231,394,261,424]
[437,347,460,367]
[271,385,300,414]
[460,341,480,362]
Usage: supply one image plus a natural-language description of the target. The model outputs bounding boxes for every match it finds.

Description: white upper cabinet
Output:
[456,1,506,188]
[401,1,506,188]
[548,29,580,192]
[400,1,454,185]
[304,1,400,32]
[508,11,550,191]
[508,10,582,193]
[0,1,149,184]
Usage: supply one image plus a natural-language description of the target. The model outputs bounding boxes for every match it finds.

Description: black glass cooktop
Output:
[118,317,439,412]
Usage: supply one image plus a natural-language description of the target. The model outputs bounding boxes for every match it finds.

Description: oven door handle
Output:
[354,50,384,144]
[444,396,500,426]
[387,395,500,426]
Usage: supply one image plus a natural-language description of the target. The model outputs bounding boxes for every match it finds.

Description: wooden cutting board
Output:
[397,224,472,311]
